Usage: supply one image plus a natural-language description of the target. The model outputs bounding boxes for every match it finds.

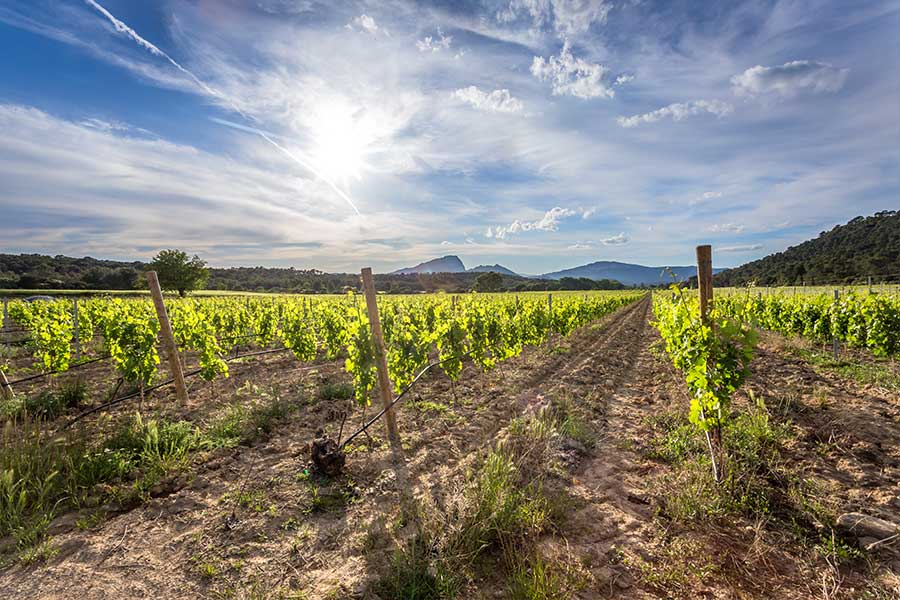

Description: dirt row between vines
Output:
[0,296,653,598]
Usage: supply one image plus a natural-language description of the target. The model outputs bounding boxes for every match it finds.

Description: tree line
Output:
[0,252,628,295]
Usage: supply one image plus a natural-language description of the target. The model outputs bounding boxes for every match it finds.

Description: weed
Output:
[413,400,451,414]
[197,560,220,580]
[75,511,105,530]
[17,537,58,564]
[509,553,575,600]
[225,489,274,514]
[814,528,862,565]
[318,382,354,402]
[374,533,457,600]
[624,537,716,595]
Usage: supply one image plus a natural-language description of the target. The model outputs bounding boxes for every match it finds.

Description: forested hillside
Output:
[714,211,900,286]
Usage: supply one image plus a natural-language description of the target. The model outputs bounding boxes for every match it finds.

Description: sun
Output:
[307,103,373,184]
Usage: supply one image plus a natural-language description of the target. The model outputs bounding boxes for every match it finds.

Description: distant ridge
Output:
[540,260,714,286]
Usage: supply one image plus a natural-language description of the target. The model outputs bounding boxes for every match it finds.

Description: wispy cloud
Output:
[708,223,746,234]
[718,244,763,253]
[618,100,733,128]
[416,29,451,52]
[496,0,612,37]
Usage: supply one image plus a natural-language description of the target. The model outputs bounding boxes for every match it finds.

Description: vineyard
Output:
[0,273,898,598]
[2,291,639,404]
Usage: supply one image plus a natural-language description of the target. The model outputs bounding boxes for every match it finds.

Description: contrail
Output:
[212,118,361,216]
[83,0,361,216]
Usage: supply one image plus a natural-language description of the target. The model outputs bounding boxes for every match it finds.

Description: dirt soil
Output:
[1,295,898,599]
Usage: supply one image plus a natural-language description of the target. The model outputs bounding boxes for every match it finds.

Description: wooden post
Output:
[72,298,81,362]
[2,298,8,349]
[361,267,400,448]
[146,271,189,404]
[548,293,553,313]
[833,290,840,361]
[696,245,713,325]
[0,368,12,400]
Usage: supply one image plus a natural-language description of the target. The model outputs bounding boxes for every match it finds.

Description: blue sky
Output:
[0,0,897,274]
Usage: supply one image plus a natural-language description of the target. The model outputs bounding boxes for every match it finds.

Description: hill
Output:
[468,264,519,276]
[390,255,466,275]
[713,211,900,286]
[540,261,711,286]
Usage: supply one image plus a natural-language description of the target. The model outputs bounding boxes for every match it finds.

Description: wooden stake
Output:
[146,271,189,404]
[73,298,81,362]
[833,289,840,361]
[696,245,713,325]
[2,298,8,350]
[695,244,721,482]
[0,368,12,399]
[361,267,400,448]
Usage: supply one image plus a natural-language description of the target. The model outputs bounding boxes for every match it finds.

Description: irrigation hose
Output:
[3,354,112,386]
[63,347,295,429]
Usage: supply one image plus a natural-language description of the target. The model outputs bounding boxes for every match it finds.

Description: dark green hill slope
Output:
[714,211,900,286]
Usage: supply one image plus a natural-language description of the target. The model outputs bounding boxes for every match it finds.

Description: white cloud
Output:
[416,30,452,52]
[702,191,723,199]
[617,100,733,128]
[440,240,452,245]
[718,244,763,253]
[452,86,524,113]
[531,41,613,99]
[731,61,849,98]
[600,232,629,245]
[614,74,634,86]
[490,206,576,239]
[708,223,745,234]
[581,207,597,219]
[346,14,383,35]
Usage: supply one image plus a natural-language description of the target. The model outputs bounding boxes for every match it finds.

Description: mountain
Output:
[390,255,466,275]
[713,211,900,286]
[468,264,519,276]
[540,261,710,286]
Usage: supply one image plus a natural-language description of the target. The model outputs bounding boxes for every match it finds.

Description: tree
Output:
[473,271,503,292]
[148,249,208,296]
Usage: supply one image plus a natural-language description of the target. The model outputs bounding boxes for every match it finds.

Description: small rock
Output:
[560,437,588,454]
[351,581,368,598]
[47,510,81,535]
[836,512,898,540]
[615,577,632,590]
[858,536,879,550]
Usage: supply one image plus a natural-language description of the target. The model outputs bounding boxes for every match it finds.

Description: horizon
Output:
[1,1,898,274]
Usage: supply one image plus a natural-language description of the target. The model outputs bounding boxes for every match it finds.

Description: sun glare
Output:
[307,103,373,183]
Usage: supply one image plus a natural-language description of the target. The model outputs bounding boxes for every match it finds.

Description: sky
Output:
[0,1,898,274]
